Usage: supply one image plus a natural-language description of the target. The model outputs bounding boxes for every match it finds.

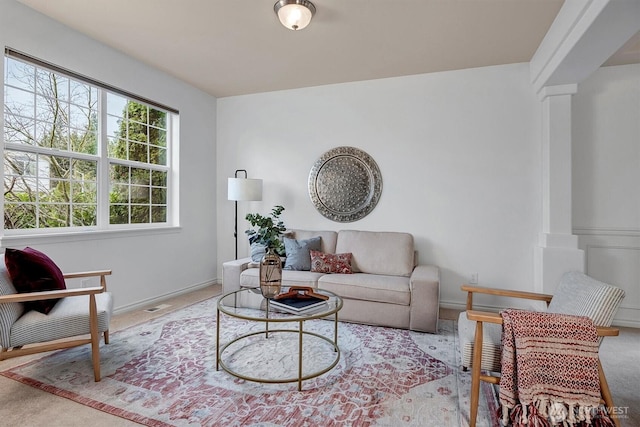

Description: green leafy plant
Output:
[245,205,287,256]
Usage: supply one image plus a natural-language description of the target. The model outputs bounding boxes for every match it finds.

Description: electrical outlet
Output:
[470,273,478,284]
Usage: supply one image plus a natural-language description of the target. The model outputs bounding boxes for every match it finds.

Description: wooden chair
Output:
[458,272,625,427]
[0,266,113,382]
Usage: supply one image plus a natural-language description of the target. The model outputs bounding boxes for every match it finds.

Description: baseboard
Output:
[113,279,220,315]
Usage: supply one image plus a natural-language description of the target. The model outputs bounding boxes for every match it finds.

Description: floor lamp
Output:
[228,170,263,260]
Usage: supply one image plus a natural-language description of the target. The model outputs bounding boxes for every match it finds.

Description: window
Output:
[3,50,177,233]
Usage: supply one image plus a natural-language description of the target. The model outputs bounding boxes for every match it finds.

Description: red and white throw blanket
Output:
[499,309,614,427]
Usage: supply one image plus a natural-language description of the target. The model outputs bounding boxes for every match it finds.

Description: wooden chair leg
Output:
[89,294,101,382]
[598,359,619,427]
[104,330,110,345]
[469,320,484,427]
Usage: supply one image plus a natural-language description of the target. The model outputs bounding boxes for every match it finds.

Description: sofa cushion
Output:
[547,271,625,327]
[250,243,267,262]
[310,251,352,274]
[318,273,411,305]
[0,262,25,349]
[4,247,66,314]
[290,230,338,254]
[457,311,502,371]
[240,268,325,289]
[283,236,322,271]
[10,292,113,348]
[335,230,414,277]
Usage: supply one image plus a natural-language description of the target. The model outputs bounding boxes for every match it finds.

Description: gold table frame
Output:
[216,288,343,391]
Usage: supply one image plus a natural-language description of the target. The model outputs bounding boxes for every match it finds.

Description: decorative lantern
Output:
[259,247,282,298]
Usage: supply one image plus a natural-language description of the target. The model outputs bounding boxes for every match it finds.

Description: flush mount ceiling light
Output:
[274,0,316,31]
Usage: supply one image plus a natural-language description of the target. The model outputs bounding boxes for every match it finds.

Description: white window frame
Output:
[1,49,179,241]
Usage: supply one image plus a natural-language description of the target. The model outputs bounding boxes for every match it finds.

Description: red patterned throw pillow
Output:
[4,247,66,314]
[310,250,353,274]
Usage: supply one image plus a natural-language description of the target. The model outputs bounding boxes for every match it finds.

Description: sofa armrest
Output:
[222,257,252,294]
[409,265,440,333]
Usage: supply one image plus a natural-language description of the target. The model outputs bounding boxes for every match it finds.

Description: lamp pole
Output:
[233,169,247,260]
[228,170,262,260]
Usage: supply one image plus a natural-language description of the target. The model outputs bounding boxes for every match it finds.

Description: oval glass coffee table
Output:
[216,287,343,391]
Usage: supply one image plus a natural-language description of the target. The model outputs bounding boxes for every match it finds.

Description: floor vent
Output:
[144,303,172,313]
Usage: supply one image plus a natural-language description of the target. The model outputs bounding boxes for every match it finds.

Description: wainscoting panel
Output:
[576,228,640,328]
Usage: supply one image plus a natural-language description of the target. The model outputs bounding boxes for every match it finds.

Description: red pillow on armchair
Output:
[4,247,66,314]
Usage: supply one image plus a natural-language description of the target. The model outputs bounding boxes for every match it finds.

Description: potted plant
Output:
[245,205,287,260]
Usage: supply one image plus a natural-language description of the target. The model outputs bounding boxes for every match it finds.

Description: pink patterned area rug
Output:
[1,297,499,426]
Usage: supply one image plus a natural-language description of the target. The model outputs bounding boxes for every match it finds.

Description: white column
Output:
[529,0,640,295]
[534,84,584,294]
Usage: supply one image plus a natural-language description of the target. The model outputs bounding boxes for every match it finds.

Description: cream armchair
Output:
[0,265,113,382]
[458,271,625,427]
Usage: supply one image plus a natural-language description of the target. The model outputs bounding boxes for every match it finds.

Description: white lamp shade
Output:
[228,178,263,201]
[275,1,315,31]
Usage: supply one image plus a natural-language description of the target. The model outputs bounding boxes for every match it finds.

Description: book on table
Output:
[269,295,327,314]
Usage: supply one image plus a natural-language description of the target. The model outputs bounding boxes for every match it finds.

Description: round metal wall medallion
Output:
[308,146,382,222]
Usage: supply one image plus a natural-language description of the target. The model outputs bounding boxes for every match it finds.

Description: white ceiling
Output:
[15,0,640,98]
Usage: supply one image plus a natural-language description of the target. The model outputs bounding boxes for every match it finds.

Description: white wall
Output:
[3,1,632,320]
[217,63,542,310]
[0,0,218,312]
[573,63,640,327]
[573,64,640,231]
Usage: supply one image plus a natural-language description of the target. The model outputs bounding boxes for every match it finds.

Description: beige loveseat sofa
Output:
[222,229,440,333]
